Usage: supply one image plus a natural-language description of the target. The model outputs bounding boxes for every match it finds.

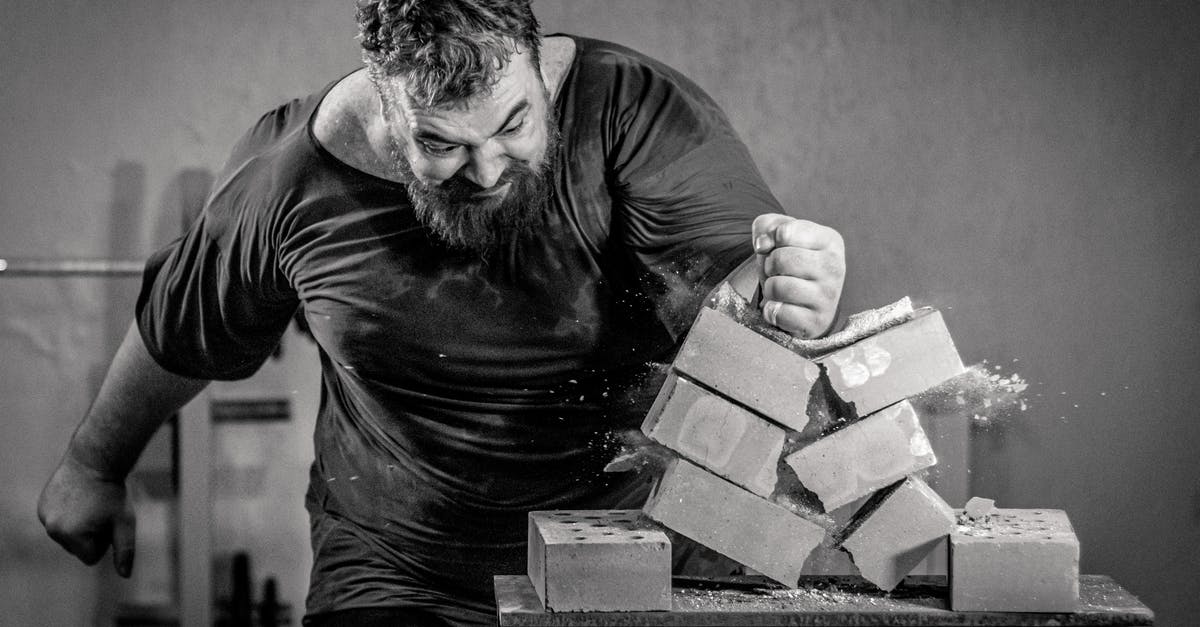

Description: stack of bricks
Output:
[639,256,1080,611]
[525,256,1080,613]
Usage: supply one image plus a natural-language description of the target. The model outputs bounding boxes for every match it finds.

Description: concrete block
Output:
[783,400,937,511]
[527,510,671,612]
[837,476,956,592]
[817,309,965,418]
[674,307,819,432]
[950,508,1080,612]
[722,254,760,302]
[643,457,825,587]
[643,374,785,497]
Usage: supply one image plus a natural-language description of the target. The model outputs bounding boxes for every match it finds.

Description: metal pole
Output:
[0,258,143,277]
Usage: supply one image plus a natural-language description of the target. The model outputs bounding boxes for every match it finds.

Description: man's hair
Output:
[356,0,542,109]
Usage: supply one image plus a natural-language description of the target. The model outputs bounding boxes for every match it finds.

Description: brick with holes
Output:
[642,373,785,497]
[673,307,820,432]
[784,400,937,511]
[643,457,825,587]
[817,309,965,419]
[950,508,1079,612]
[527,510,671,612]
[837,476,956,591]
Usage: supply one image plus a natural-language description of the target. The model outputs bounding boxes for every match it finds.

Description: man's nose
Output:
[462,145,507,189]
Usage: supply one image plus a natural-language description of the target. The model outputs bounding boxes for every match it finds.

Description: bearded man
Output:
[39,1,845,625]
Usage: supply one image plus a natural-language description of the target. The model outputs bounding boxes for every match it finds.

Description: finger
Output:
[761,300,826,339]
[763,247,843,282]
[772,219,843,251]
[59,529,108,566]
[761,275,835,309]
[751,213,793,253]
[111,504,136,578]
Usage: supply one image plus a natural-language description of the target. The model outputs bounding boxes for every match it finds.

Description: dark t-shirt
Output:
[137,36,782,617]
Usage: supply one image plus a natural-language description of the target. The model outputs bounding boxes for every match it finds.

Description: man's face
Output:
[375,48,559,254]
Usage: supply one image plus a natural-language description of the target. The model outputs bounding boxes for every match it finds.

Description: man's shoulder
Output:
[568,36,690,82]
[563,35,716,110]
[228,80,337,168]
[206,78,350,227]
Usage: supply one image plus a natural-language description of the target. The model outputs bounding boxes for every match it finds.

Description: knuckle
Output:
[751,212,783,235]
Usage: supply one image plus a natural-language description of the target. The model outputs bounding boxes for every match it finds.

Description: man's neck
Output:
[312,36,576,184]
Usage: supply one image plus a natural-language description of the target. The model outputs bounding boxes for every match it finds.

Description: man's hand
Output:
[752,214,846,339]
[37,455,135,578]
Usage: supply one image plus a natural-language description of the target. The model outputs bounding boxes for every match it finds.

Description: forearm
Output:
[65,321,210,480]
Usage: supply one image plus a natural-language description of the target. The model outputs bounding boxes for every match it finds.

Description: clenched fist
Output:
[752,214,845,339]
[38,454,136,578]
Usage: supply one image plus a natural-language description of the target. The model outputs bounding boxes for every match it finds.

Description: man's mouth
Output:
[470,182,511,199]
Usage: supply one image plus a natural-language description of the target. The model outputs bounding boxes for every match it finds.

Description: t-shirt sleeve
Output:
[136,120,300,380]
[607,53,782,339]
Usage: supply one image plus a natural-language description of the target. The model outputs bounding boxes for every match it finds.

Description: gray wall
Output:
[2,1,1196,625]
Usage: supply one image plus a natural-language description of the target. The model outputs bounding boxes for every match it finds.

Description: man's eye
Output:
[500,118,526,136]
[421,142,458,156]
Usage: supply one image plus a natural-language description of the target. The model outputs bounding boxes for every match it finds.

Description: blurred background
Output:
[1,1,1197,625]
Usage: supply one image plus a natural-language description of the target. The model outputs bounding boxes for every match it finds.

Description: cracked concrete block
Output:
[643,457,825,587]
[837,476,956,591]
[817,309,965,418]
[783,400,937,511]
[527,510,671,612]
[950,508,1080,612]
[642,374,785,497]
[674,307,819,432]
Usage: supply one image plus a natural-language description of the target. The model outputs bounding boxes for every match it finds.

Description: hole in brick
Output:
[574,536,587,541]
[562,520,577,524]
[982,535,995,539]
[602,531,614,535]
[1035,519,1046,523]
[615,519,633,524]
[585,515,601,519]
[631,535,645,540]
[591,523,605,527]
[571,528,583,533]
[553,512,571,516]
[1045,536,1054,540]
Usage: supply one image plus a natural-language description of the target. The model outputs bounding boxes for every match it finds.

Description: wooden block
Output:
[817,309,965,418]
[642,374,785,497]
[674,307,819,432]
[837,476,956,592]
[783,400,937,511]
[950,508,1080,612]
[643,458,825,587]
[527,510,671,612]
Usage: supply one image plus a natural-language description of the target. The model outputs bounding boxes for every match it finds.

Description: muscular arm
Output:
[38,320,210,576]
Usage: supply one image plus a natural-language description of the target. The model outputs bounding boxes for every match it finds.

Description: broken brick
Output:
[837,476,956,591]
[950,508,1080,612]
[642,374,785,497]
[673,307,819,432]
[643,457,825,587]
[963,496,996,522]
[783,400,937,511]
[817,309,965,418]
[527,510,671,612]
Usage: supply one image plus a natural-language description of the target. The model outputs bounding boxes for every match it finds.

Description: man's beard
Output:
[390,113,561,257]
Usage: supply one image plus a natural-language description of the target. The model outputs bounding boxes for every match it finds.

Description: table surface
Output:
[495,574,1154,626]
